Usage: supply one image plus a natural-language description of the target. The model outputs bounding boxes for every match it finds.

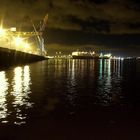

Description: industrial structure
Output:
[0,15,48,66]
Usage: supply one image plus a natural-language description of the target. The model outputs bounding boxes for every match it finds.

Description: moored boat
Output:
[99,53,112,59]
[72,51,112,59]
[72,51,99,59]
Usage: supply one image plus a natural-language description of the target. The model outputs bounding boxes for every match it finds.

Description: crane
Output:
[6,14,48,56]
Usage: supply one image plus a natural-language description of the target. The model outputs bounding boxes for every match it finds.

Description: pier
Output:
[0,27,47,67]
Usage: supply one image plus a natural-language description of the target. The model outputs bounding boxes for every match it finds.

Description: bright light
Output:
[72,52,79,56]
[24,42,30,48]
[91,51,95,55]
[0,27,6,37]
[13,37,23,46]
[104,53,112,58]
[22,42,31,53]
[10,27,16,32]
[0,71,8,119]
[99,53,103,57]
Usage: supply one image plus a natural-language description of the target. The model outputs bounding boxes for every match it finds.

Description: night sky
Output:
[0,0,140,56]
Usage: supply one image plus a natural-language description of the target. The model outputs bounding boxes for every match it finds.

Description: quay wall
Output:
[0,47,47,67]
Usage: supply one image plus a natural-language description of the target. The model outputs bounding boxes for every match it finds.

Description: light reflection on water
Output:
[96,59,123,106]
[60,59,125,110]
[64,59,124,107]
[0,59,139,125]
[0,71,8,121]
[0,65,32,125]
[67,60,77,111]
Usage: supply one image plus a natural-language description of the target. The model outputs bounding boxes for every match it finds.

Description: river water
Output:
[0,59,140,139]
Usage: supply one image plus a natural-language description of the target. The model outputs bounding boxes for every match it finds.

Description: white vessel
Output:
[72,51,99,59]
[72,51,111,59]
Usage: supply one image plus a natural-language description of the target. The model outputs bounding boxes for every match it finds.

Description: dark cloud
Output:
[0,0,139,34]
[128,0,140,11]
[53,15,105,33]
[127,23,140,30]
[0,0,139,56]
[90,0,109,5]
[46,28,140,46]
[65,16,111,32]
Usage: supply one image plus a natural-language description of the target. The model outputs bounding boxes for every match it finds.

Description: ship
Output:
[99,53,112,59]
[72,51,111,59]
[72,51,99,59]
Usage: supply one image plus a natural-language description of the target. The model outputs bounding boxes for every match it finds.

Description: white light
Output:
[13,37,23,46]
[24,42,30,48]
[0,27,6,37]
[23,42,30,52]
[104,53,112,58]
[72,52,79,56]
[10,27,16,32]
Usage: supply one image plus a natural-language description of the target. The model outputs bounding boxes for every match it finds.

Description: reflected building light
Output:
[68,59,72,69]
[120,59,123,75]
[108,59,111,76]
[104,59,111,88]
[117,59,123,76]
[97,59,122,106]
[23,66,31,93]
[12,66,32,125]
[54,59,62,76]
[71,59,75,80]
[115,60,117,72]
[113,59,122,76]
[118,59,121,76]
[104,60,107,74]
[67,60,77,110]
[96,59,112,106]
[0,71,8,119]
[113,60,116,73]
[68,60,76,93]
[99,59,103,79]
[12,67,23,98]
[89,60,95,78]
[106,59,111,86]
[80,60,85,74]
[14,121,26,125]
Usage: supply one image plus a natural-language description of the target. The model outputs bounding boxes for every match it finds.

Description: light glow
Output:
[13,36,24,46]
[0,71,8,119]
[72,52,79,56]
[24,42,30,49]
[104,53,112,58]
[0,27,6,37]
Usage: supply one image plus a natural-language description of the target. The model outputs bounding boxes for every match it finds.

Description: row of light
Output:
[0,27,30,51]
[111,56,124,60]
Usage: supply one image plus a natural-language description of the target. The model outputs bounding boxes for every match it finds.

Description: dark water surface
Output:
[0,59,140,140]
